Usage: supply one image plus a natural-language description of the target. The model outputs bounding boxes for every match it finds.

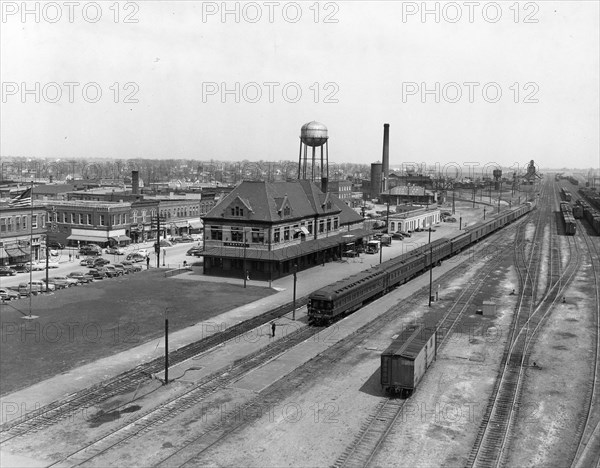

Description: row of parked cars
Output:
[0,260,61,276]
[0,259,144,301]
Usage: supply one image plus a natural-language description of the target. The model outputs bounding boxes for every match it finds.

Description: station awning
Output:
[0,247,8,258]
[67,232,109,242]
[294,227,310,235]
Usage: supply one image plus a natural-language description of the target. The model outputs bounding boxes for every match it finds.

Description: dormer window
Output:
[283,206,290,216]
[231,206,244,217]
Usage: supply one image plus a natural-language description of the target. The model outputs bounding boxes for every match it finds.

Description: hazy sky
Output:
[1,1,599,171]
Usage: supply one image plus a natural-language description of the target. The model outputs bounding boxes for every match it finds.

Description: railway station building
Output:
[201,180,372,280]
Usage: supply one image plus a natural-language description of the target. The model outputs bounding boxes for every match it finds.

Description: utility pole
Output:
[243,229,248,288]
[164,308,169,385]
[292,264,297,321]
[428,227,433,307]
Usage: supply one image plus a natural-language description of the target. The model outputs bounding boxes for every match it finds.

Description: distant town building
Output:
[201,180,370,280]
[380,185,436,205]
[327,180,353,205]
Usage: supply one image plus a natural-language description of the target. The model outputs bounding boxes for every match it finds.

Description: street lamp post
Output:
[483,207,486,220]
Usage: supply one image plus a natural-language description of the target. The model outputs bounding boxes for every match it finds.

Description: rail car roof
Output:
[382,325,437,360]
[310,265,386,299]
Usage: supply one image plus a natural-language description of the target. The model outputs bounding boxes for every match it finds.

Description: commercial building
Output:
[0,206,48,265]
[43,200,132,248]
[201,180,371,280]
[387,207,441,234]
[380,185,436,205]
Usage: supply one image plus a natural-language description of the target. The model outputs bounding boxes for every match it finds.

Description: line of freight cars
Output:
[560,202,577,235]
[560,187,572,202]
[576,197,600,235]
[307,202,533,325]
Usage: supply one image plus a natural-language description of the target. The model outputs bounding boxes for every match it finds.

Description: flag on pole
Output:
[9,188,32,208]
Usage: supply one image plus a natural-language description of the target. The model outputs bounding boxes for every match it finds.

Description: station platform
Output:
[0,209,487,425]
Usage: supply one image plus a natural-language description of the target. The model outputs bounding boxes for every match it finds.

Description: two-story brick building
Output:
[0,205,47,265]
[201,180,371,280]
[43,200,132,248]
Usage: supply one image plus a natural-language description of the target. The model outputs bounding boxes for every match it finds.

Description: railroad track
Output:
[569,190,600,468]
[48,324,320,467]
[467,179,583,468]
[331,215,532,468]
[0,297,308,443]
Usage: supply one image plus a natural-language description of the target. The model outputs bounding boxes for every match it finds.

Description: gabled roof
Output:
[203,180,362,224]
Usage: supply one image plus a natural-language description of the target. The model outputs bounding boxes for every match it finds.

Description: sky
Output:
[1,0,599,171]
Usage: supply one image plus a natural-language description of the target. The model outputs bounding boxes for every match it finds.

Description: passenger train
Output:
[308,203,533,325]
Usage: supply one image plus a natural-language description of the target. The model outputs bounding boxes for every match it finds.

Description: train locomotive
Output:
[308,203,533,325]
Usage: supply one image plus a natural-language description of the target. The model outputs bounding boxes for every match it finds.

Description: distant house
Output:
[201,180,371,280]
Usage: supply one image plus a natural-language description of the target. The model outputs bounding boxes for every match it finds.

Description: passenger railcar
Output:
[380,325,437,395]
[307,203,533,324]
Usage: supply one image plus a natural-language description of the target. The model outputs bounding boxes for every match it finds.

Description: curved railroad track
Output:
[467,179,583,468]
[569,189,600,468]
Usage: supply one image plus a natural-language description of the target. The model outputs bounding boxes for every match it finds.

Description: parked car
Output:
[68,271,94,283]
[159,240,173,248]
[42,278,68,290]
[0,267,17,276]
[135,249,149,257]
[80,257,95,266]
[121,260,143,272]
[186,247,202,256]
[47,260,60,269]
[0,288,19,301]
[49,249,59,257]
[79,244,102,256]
[113,264,128,275]
[171,236,194,243]
[47,241,64,249]
[126,253,146,263]
[12,264,30,273]
[92,258,110,267]
[399,231,412,237]
[28,281,55,293]
[88,269,108,279]
[105,246,125,255]
[392,232,405,240]
[52,275,80,286]
[26,261,45,271]
[103,265,122,277]
[17,283,34,296]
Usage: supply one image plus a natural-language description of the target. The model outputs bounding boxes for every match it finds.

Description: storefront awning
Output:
[170,221,189,228]
[4,245,30,258]
[109,235,131,243]
[0,247,8,258]
[67,232,109,242]
[188,220,203,229]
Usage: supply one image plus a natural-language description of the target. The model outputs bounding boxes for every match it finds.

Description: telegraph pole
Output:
[428,227,433,307]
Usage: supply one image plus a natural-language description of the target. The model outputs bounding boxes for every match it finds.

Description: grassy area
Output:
[0,270,274,395]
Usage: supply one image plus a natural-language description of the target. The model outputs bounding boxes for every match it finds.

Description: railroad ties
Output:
[332,398,405,468]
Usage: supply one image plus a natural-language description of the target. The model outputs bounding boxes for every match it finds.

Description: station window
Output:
[284,226,290,241]
[274,228,280,243]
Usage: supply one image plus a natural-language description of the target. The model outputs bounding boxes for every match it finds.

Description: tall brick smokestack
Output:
[132,171,139,194]
[382,123,390,192]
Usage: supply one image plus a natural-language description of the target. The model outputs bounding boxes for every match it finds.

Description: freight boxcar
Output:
[560,202,576,235]
[572,203,584,219]
[381,325,437,396]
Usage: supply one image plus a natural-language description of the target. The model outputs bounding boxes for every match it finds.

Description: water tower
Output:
[493,169,502,190]
[298,121,329,192]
